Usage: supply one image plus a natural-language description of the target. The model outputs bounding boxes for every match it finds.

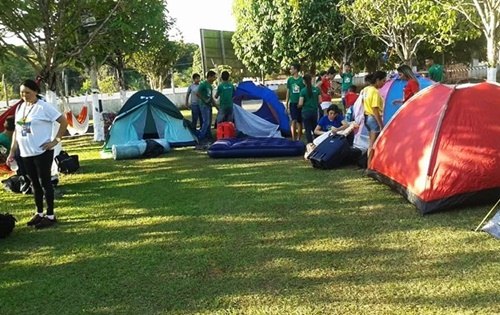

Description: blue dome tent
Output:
[104,90,196,151]
[233,81,290,137]
[379,74,434,123]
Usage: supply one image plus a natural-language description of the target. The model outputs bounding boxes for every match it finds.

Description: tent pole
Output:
[474,197,500,232]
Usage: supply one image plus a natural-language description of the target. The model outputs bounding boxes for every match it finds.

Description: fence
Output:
[1,66,498,116]
[444,65,490,83]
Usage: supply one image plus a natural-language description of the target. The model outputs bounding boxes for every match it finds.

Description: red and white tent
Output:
[368,82,500,214]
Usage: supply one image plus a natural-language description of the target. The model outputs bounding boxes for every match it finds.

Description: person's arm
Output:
[41,115,68,150]
[336,120,350,131]
[214,85,220,99]
[317,93,322,105]
[372,107,384,130]
[285,89,290,111]
[392,99,403,106]
[314,124,324,136]
[185,86,191,108]
[298,96,304,108]
[6,130,17,163]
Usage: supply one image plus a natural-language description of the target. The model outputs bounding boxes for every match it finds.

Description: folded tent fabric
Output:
[112,140,148,160]
[482,210,500,239]
[232,104,282,138]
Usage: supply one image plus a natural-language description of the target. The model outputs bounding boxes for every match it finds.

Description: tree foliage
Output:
[0,0,121,91]
[0,46,37,89]
[129,39,183,90]
[340,0,479,64]
[448,0,500,71]
[233,0,343,74]
[99,0,172,90]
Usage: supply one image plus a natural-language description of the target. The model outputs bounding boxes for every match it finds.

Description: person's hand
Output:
[6,153,15,165]
[40,140,58,150]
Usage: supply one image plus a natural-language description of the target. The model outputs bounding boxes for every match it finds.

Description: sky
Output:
[4,0,236,46]
[167,0,236,44]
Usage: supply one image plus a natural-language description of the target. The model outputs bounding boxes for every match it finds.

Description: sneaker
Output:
[27,214,44,227]
[34,217,57,229]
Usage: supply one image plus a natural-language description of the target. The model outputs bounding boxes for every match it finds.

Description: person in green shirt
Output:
[286,63,305,141]
[196,70,217,142]
[215,71,235,123]
[298,74,321,144]
[341,63,354,108]
[425,57,444,82]
[0,116,15,164]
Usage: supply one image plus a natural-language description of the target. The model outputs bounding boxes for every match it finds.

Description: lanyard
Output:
[18,102,36,126]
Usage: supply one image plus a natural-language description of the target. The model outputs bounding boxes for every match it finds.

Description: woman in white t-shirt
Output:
[7,79,68,229]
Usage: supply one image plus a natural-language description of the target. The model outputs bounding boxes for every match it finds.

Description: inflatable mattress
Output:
[207,137,305,158]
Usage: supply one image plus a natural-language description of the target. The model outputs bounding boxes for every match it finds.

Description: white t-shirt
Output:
[187,83,200,105]
[15,99,61,157]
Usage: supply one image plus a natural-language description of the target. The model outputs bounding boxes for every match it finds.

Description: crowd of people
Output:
[184,58,444,159]
[284,59,444,163]
[0,58,444,229]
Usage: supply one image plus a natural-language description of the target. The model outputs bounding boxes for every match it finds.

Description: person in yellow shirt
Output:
[363,70,387,164]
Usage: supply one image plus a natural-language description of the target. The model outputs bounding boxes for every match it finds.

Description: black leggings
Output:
[23,150,54,215]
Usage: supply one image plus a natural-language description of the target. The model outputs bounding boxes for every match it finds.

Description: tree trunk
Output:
[90,56,105,141]
[486,35,498,82]
[40,65,58,92]
[115,51,128,90]
[2,74,8,107]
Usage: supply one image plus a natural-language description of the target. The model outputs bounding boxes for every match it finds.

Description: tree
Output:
[129,38,183,90]
[233,0,343,74]
[0,0,121,92]
[232,0,281,74]
[100,0,172,91]
[340,0,478,65]
[0,46,36,90]
[448,0,500,81]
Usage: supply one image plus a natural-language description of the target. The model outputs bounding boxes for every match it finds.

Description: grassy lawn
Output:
[0,133,498,314]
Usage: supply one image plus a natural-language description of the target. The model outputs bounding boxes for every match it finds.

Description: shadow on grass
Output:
[0,136,497,314]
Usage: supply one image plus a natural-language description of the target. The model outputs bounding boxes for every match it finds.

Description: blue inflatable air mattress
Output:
[207,137,306,158]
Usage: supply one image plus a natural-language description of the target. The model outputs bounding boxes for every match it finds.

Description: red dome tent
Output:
[367,82,500,214]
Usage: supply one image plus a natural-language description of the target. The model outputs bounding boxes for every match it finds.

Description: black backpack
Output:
[0,213,16,239]
[2,175,32,194]
[55,151,80,174]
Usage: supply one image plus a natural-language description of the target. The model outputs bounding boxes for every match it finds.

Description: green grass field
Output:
[0,134,498,315]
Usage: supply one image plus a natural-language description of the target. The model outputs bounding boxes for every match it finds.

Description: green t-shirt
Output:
[341,72,354,91]
[287,76,305,104]
[428,64,444,82]
[299,87,320,114]
[0,133,11,156]
[217,82,234,112]
[197,80,213,106]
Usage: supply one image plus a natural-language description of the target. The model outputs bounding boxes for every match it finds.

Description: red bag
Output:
[216,122,236,140]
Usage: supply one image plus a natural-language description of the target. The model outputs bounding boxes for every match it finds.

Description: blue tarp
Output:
[234,81,290,136]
